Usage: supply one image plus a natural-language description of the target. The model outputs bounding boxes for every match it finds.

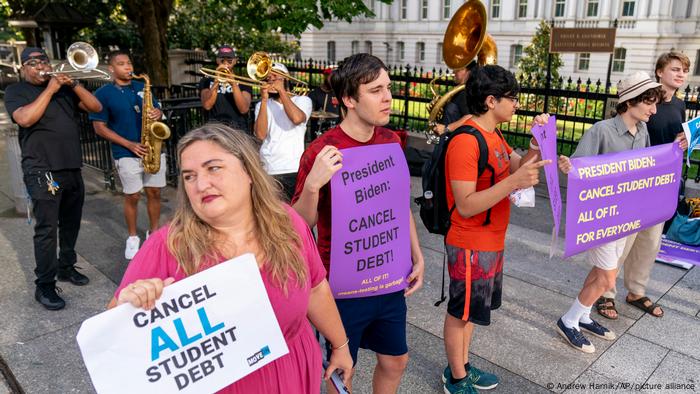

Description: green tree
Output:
[516,20,563,88]
[168,1,294,58]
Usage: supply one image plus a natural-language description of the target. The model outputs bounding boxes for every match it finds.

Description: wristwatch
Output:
[70,80,80,88]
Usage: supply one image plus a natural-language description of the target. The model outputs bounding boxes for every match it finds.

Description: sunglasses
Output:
[24,59,50,68]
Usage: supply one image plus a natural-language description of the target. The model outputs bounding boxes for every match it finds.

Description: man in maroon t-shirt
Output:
[292,53,424,392]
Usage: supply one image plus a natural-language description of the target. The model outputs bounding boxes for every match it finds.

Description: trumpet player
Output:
[254,63,312,201]
[199,45,252,131]
[89,50,165,260]
[5,47,102,310]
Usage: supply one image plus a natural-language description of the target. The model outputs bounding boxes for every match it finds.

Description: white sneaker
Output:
[125,236,140,260]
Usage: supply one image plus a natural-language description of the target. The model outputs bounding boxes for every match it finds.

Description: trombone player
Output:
[199,45,252,131]
[4,46,102,310]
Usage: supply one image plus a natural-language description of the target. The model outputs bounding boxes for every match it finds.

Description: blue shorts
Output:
[326,291,408,364]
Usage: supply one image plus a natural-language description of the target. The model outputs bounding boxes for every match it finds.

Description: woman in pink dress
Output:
[107,124,353,393]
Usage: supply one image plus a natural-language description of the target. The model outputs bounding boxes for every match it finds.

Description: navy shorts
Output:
[326,290,408,364]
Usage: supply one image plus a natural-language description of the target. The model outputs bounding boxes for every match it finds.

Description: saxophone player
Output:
[90,50,165,260]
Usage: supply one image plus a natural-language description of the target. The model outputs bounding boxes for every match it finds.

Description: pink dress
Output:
[115,206,326,394]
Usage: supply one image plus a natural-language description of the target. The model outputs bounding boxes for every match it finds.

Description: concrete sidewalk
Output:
[1,104,699,393]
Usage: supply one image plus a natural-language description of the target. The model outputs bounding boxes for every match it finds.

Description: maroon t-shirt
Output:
[292,125,401,273]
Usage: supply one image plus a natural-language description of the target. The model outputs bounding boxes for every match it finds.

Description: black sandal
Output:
[595,296,619,320]
[626,296,664,317]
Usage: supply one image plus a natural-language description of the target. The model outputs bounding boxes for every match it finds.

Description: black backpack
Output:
[414,125,503,235]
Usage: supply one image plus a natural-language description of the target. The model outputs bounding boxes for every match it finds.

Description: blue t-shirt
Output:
[89,81,161,160]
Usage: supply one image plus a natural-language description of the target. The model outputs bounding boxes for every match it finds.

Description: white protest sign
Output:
[77,254,288,394]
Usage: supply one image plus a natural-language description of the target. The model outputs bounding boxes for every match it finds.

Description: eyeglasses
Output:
[501,95,520,104]
[24,59,50,68]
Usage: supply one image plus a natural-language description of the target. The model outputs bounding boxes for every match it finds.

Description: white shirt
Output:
[255,96,313,175]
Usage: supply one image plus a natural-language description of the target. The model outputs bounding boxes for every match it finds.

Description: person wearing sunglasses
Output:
[4,47,102,310]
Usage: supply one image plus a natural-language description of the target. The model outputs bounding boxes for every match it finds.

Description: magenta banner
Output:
[531,116,562,257]
[564,143,683,257]
[329,143,412,299]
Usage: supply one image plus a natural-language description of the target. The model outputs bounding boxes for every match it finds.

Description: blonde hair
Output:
[655,52,691,81]
[167,124,306,290]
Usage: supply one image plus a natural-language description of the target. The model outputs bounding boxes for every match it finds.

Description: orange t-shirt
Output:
[445,120,513,251]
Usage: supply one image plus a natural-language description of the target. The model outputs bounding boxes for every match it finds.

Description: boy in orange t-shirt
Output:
[442,65,550,394]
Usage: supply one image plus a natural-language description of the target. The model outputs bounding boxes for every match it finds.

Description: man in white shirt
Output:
[255,63,312,201]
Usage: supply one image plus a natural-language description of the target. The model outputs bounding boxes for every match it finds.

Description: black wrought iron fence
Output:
[64,55,700,189]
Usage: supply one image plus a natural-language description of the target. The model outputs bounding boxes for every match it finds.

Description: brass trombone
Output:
[39,42,110,80]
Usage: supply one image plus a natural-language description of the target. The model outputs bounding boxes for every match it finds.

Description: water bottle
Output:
[423,190,434,210]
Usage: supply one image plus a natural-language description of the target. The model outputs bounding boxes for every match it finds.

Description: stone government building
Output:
[299,0,700,85]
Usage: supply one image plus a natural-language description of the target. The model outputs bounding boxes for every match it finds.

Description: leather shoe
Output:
[35,285,65,310]
[57,266,90,286]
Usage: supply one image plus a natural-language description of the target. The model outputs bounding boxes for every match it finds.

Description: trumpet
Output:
[199,64,264,88]
[39,42,110,80]
[246,52,308,88]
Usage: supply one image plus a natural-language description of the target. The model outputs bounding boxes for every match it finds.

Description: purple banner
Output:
[531,116,562,257]
[564,143,682,257]
[329,143,412,299]
[657,236,700,268]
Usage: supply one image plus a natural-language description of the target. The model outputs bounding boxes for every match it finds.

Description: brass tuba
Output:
[425,0,497,144]
[131,73,171,174]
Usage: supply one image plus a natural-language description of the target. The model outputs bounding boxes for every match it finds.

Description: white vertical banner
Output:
[77,254,288,394]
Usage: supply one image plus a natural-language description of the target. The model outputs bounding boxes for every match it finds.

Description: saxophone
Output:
[131,73,171,174]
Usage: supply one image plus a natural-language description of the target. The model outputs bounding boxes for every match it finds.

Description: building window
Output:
[613,47,626,72]
[510,44,523,67]
[369,0,375,12]
[421,0,429,19]
[443,0,451,19]
[327,41,336,62]
[491,0,500,18]
[400,0,407,19]
[518,0,528,18]
[365,41,373,55]
[622,0,635,16]
[554,0,565,17]
[397,41,405,62]
[351,40,359,55]
[416,42,425,63]
[586,0,599,17]
[577,53,590,71]
[437,43,443,63]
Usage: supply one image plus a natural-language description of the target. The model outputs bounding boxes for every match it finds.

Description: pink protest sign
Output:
[329,143,412,299]
[531,116,562,257]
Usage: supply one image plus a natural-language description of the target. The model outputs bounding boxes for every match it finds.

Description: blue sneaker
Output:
[579,318,616,340]
[442,364,499,390]
[443,376,478,394]
[556,318,595,353]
